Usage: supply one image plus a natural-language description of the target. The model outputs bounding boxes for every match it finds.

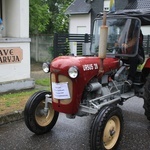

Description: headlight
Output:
[42,62,50,73]
[68,66,78,78]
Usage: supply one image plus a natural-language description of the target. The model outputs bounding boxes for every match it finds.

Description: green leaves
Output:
[29,0,73,34]
[29,0,51,34]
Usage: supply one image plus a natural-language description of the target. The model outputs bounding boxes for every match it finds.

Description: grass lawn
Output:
[0,78,50,116]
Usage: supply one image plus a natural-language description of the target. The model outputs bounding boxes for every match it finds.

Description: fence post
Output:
[35,35,39,61]
[83,34,91,55]
[53,33,58,58]
[147,35,150,54]
[84,34,89,43]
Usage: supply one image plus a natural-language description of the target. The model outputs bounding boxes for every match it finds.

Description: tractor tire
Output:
[24,90,59,135]
[89,105,124,150]
[143,75,150,121]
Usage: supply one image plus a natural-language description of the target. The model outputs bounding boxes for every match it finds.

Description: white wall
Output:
[5,0,20,37]
[141,26,150,35]
[69,13,91,34]
[0,0,33,92]
[68,13,91,55]
[0,0,30,82]
[0,41,30,82]
[2,0,29,37]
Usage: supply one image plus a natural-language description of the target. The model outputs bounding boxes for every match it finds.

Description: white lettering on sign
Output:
[0,47,23,64]
[83,63,98,71]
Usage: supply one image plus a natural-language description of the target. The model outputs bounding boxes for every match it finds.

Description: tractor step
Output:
[121,91,135,99]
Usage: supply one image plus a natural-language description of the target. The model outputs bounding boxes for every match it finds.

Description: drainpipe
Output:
[0,0,2,19]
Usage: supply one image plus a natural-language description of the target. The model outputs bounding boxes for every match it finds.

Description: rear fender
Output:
[140,58,150,82]
[144,58,150,68]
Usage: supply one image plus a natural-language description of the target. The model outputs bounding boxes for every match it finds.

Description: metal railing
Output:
[53,33,91,57]
[30,34,150,62]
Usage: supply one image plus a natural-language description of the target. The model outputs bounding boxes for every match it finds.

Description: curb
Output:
[0,85,49,126]
[0,110,24,126]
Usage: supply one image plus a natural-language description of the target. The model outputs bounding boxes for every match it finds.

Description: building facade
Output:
[0,0,34,93]
[67,0,150,34]
[66,0,129,35]
[66,0,91,34]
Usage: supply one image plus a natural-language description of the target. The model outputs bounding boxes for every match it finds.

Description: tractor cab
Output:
[91,15,141,58]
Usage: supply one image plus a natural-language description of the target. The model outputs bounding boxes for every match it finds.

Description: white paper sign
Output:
[52,82,70,99]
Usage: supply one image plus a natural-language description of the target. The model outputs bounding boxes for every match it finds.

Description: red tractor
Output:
[24,10,150,150]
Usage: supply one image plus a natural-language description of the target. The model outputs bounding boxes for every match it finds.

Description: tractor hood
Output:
[50,56,120,79]
[50,56,120,114]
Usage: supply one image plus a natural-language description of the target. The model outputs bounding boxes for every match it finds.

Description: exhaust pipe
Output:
[98,12,108,73]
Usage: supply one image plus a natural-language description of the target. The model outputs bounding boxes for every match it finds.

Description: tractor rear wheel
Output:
[24,90,59,134]
[89,105,123,150]
[143,75,150,121]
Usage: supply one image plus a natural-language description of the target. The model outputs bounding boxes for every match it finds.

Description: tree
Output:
[29,0,73,34]
[47,0,73,33]
[29,0,51,34]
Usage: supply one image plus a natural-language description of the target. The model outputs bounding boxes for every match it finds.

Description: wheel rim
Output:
[35,100,54,127]
[103,116,120,149]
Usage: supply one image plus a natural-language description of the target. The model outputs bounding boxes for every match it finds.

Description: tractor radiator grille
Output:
[51,73,73,104]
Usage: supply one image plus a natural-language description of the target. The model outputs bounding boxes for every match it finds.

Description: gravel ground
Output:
[30,62,50,79]
[31,70,49,80]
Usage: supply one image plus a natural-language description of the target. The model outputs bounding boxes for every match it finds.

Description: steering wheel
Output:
[107,47,121,54]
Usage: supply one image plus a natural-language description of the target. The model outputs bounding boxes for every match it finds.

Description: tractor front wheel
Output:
[90,105,124,150]
[24,90,59,135]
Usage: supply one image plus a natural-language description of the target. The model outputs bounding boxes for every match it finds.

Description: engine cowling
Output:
[50,55,120,114]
